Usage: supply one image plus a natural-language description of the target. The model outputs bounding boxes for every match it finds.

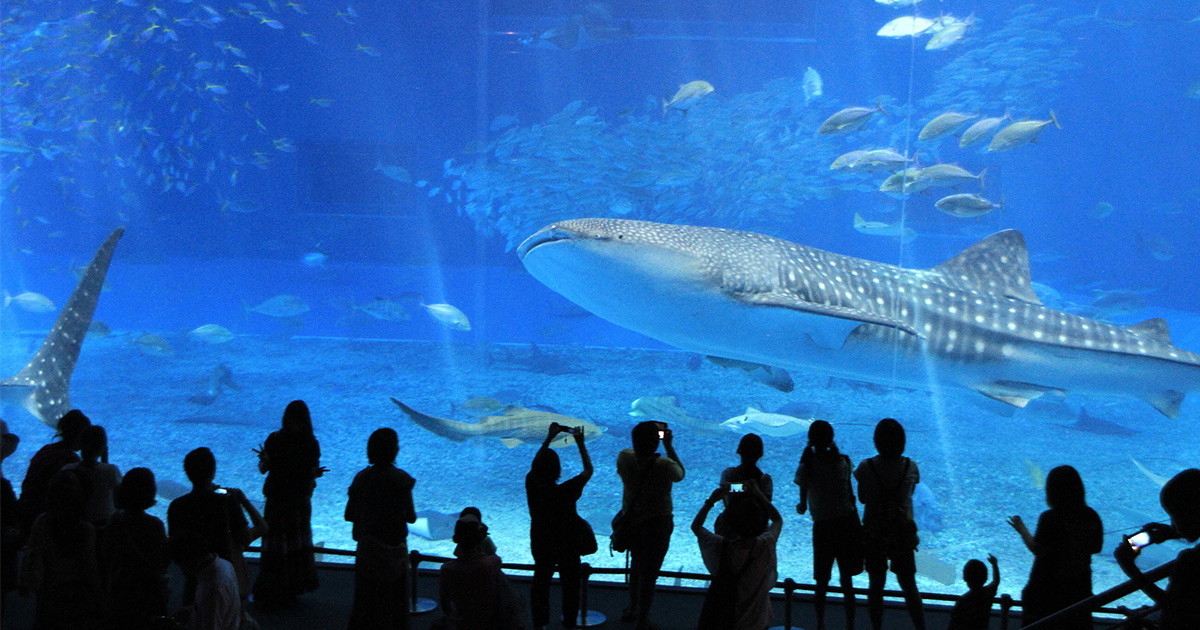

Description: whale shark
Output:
[2,228,124,428]
[518,219,1200,418]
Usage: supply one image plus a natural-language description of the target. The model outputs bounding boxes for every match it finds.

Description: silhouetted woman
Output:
[21,470,102,629]
[346,427,416,630]
[854,418,925,630]
[1008,465,1103,630]
[526,423,595,629]
[796,420,861,630]
[103,467,170,630]
[715,434,772,538]
[253,400,325,607]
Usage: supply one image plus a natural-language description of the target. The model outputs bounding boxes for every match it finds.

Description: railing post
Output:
[576,561,607,627]
[409,549,437,614]
[1000,593,1012,630]
[769,578,796,630]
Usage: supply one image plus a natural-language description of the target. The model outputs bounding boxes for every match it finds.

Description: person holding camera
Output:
[1114,468,1200,630]
[616,421,685,630]
[527,422,596,630]
[167,447,265,605]
[691,481,782,630]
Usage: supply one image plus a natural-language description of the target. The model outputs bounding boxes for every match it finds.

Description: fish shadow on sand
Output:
[1057,407,1138,437]
[485,343,586,375]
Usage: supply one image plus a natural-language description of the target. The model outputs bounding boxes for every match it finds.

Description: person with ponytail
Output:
[795,420,862,630]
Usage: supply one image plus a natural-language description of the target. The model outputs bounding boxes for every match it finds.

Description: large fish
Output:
[392,399,605,447]
[517,219,1200,418]
[2,228,124,427]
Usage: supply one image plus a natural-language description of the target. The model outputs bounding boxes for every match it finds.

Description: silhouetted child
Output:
[947,554,1000,630]
[457,506,497,557]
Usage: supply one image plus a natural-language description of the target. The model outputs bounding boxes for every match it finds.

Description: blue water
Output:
[2,0,1198,608]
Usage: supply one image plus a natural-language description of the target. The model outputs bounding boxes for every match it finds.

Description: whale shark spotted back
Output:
[2,228,124,428]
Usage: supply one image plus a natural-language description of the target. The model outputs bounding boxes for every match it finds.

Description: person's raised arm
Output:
[573,426,593,484]
[748,479,782,532]
[254,442,269,475]
[692,487,725,537]
[661,427,684,480]
[987,553,1000,591]
[227,487,267,544]
[1006,515,1038,554]
[1114,537,1167,604]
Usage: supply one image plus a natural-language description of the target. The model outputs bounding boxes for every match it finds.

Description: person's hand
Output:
[547,422,562,441]
[1114,537,1140,574]
[661,427,674,449]
[224,487,246,503]
[314,465,329,478]
[1006,515,1028,536]
[572,425,586,445]
[707,486,727,504]
[796,502,806,515]
[744,478,766,499]
[987,553,998,566]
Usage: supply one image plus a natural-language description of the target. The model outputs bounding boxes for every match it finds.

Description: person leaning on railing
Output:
[1114,468,1200,630]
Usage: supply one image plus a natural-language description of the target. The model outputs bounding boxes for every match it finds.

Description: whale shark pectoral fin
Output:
[972,380,1065,408]
[740,291,925,348]
[1142,390,1184,419]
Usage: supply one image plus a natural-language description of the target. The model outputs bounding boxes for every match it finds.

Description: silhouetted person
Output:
[345,427,416,630]
[796,420,862,630]
[252,399,326,607]
[1008,464,1103,630]
[715,434,773,538]
[19,409,90,533]
[170,530,240,630]
[1115,468,1200,630]
[691,482,782,630]
[457,506,497,557]
[63,424,122,528]
[440,515,526,630]
[167,447,264,603]
[854,418,925,630]
[946,555,1000,630]
[526,423,595,629]
[103,467,170,630]
[20,470,102,629]
[2,420,21,611]
[617,421,685,630]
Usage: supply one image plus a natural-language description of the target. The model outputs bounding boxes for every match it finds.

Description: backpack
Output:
[862,458,919,554]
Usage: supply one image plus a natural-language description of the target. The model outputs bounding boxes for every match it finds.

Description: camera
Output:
[656,422,668,439]
[1126,522,1179,550]
[1128,531,1151,550]
[729,483,744,493]
[214,487,228,495]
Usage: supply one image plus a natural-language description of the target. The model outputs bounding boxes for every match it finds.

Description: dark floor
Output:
[2,558,1123,630]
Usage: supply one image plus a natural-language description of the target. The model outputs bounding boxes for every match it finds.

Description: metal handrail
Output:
[245,543,1166,622]
[1021,559,1175,630]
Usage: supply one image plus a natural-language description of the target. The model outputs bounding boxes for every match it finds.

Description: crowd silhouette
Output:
[0,407,1197,630]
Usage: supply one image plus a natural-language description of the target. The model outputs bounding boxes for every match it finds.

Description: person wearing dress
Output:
[252,400,326,607]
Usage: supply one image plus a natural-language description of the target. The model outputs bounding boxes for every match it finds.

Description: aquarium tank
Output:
[2,0,1198,610]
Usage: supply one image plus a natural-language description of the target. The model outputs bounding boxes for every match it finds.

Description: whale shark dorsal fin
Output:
[2,228,123,427]
[1126,318,1172,343]
[932,229,1041,305]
